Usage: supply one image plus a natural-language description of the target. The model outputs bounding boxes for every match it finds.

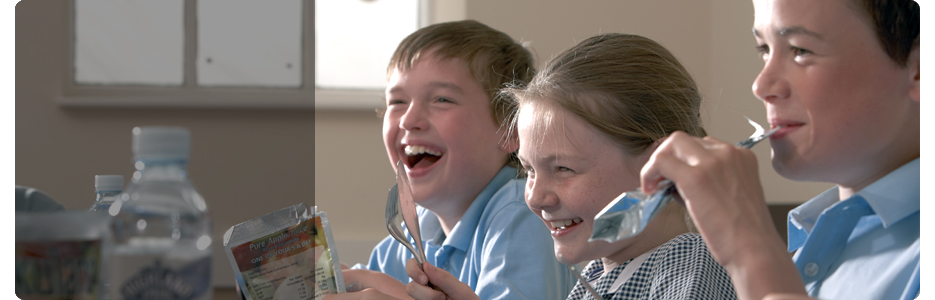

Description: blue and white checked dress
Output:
[566,233,737,300]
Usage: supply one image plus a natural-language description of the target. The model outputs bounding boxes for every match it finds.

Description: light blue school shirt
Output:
[788,158,919,299]
[357,166,575,299]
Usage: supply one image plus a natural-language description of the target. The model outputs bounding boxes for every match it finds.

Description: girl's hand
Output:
[405,259,479,300]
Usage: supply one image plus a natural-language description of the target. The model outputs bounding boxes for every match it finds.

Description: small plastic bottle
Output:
[107,126,213,300]
[89,175,124,212]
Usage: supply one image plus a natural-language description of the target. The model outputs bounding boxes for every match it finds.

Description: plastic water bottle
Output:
[107,126,213,300]
[90,175,124,212]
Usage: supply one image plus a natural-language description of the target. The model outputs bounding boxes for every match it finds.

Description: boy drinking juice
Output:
[640,0,919,299]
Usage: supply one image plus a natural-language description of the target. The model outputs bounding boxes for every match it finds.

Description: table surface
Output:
[214,288,243,299]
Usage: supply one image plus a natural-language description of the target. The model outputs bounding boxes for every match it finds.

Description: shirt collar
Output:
[417,166,519,251]
[856,158,919,227]
[787,158,919,251]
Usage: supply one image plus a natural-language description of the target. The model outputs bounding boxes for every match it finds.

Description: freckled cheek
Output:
[563,186,600,220]
[581,200,603,220]
[579,179,611,220]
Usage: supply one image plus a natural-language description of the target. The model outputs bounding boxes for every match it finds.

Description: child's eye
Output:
[755,45,770,60]
[791,47,812,56]
[522,166,536,179]
[436,97,455,104]
[557,166,573,173]
[388,99,406,105]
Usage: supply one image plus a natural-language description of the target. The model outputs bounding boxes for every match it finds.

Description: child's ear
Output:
[909,46,920,103]
[500,130,520,153]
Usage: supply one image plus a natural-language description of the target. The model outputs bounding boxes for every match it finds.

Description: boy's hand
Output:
[641,131,779,263]
[405,259,479,300]
[641,131,806,299]
[340,269,413,300]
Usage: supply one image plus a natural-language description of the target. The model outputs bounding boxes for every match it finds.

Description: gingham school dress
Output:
[566,233,737,300]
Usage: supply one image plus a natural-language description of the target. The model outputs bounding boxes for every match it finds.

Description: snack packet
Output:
[224,203,345,300]
[15,210,112,300]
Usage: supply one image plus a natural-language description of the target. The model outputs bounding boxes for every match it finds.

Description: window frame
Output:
[61,0,464,110]
[61,0,315,109]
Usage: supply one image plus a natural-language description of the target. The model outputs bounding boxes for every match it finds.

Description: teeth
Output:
[405,145,441,156]
[549,217,584,230]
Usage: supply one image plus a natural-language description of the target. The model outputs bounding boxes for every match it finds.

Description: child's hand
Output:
[323,289,410,300]
[641,131,780,263]
[763,294,814,300]
[641,131,805,299]
[340,269,413,300]
[405,258,479,300]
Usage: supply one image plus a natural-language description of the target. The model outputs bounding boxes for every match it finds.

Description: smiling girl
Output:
[405,33,738,300]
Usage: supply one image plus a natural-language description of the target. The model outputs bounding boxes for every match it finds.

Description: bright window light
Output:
[315,0,419,90]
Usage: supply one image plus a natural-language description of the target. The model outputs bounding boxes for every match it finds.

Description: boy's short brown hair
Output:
[850,0,919,67]
[387,20,536,127]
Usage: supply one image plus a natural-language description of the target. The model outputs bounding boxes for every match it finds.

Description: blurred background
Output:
[15,0,836,290]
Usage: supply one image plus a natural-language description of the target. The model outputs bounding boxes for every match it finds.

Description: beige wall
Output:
[16,0,835,288]
[315,0,834,268]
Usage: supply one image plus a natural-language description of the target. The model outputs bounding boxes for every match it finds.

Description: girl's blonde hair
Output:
[503,33,705,156]
[502,33,705,231]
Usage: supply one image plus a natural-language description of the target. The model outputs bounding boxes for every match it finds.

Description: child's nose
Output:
[400,102,429,131]
[525,178,559,210]
[752,57,790,103]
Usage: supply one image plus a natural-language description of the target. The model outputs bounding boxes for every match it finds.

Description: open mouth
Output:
[549,217,584,231]
[404,145,443,169]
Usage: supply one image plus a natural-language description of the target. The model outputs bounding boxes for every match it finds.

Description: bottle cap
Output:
[132,126,191,160]
[95,175,124,192]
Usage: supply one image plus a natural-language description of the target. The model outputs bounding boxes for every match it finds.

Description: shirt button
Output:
[804,262,819,277]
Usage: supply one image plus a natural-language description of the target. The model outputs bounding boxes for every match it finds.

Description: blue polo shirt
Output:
[358,166,575,299]
[788,158,919,299]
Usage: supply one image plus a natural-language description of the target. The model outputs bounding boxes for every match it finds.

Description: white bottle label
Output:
[109,248,212,300]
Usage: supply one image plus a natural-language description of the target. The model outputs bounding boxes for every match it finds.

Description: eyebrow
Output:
[517,152,586,167]
[517,153,554,166]
[752,26,824,40]
[386,81,465,94]
[427,81,465,93]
